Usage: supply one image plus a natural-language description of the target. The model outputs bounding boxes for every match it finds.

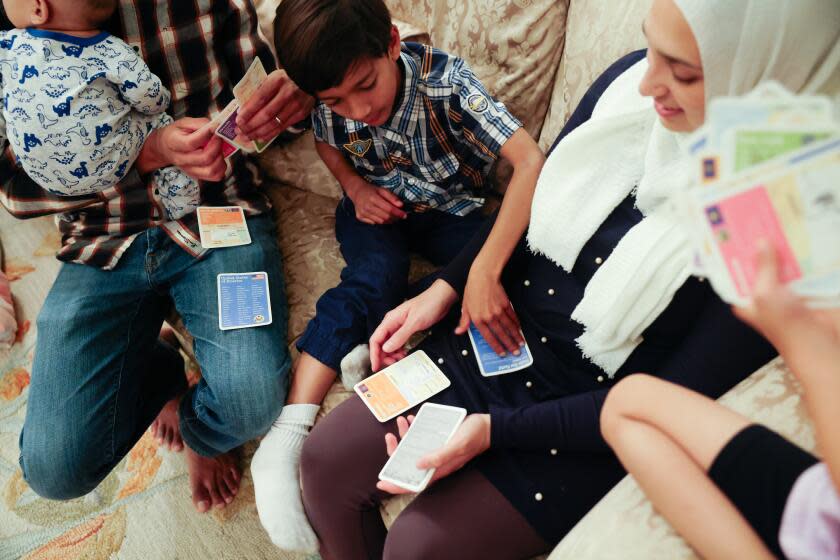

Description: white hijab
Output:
[527,0,840,376]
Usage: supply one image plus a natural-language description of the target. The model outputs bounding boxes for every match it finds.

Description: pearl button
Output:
[540,336,547,343]
[461,349,468,356]
[525,381,533,388]
[437,358,444,365]
[699,277,706,283]
[524,279,530,286]
[547,288,555,296]
[595,257,603,265]
[597,375,604,382]
[535,492,543,501]
[550,448,558,455]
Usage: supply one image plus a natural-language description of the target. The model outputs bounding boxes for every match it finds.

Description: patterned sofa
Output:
[0,0,817,558]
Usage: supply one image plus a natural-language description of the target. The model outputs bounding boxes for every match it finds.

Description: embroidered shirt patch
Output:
[467,93,489,113]
[343,138,373,158]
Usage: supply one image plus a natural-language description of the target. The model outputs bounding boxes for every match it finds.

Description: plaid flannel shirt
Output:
[0,0,275,269]
[312,42,521,216]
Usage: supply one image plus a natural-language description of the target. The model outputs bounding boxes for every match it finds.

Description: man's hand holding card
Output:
[236,66,315,143]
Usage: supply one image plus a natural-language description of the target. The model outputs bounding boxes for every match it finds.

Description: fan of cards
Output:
[681,81,840,307]
[209,57,280,158]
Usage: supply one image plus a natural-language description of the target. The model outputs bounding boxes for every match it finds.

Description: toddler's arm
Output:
[105,39,170,116]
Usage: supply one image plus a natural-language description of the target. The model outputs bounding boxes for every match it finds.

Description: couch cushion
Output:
[538,0,651,150]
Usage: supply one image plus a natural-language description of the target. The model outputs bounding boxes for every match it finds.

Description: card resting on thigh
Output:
[217,272,273,330]
[354,350,450,422]
[467,323,534,377]
[197,206,252,249]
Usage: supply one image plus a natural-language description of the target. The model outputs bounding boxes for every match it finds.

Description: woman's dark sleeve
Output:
[488,295,777,453]
[437,209,533,296]
[438,49,649,297]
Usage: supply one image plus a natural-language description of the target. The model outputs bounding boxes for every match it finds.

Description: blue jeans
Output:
[298,198,484,370]
[20,214,290,500]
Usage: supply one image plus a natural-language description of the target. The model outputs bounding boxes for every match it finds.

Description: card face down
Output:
[217,272,273,331]
[354,351,450,422]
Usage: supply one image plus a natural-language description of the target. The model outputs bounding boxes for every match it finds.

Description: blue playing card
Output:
[467,323,534,377]
[217,272,273,330]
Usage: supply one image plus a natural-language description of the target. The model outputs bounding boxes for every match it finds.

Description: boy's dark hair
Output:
[274,0,393,95]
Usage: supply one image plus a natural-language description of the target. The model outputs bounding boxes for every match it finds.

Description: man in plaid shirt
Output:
[2,1,313,515]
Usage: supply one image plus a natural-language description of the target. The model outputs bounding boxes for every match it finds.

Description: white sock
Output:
[251,403,320,553]
[339,343,372,390]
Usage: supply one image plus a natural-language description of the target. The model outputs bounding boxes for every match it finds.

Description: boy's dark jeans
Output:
[297,197,485,370]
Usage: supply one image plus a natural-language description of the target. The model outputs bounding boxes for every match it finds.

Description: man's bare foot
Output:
[185,446,241,513]
[150,397,184,451]
[151,324,187,451]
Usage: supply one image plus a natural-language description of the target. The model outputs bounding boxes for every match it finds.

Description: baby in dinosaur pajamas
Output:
[0,0,200,220]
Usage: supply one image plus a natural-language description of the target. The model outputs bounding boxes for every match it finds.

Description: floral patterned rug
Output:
[0,211,313,560]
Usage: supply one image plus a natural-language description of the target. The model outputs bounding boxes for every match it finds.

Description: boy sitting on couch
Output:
[251,0,545,551]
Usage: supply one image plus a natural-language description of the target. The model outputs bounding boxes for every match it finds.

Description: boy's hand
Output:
[455,261,523,356]
[236,69,314,142]
[346,179,408,225]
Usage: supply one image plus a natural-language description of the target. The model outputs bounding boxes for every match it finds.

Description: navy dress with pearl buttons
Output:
[412,50,777,544]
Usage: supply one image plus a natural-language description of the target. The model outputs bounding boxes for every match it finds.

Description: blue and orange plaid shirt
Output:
[0,0,276,269]
[312,42,521,216]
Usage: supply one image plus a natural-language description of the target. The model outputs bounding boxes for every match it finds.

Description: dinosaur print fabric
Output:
[0,28,199,220]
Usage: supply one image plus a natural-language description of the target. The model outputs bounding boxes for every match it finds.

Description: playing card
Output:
[217,272,273,330]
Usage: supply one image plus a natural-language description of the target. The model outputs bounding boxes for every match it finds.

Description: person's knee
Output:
[300,415,346,497]
[301,400,374,505]
[220,379,286,440]
[600,373,658,444]
[216,355,291,440]
[384,514,450,560]
[19,430,106,500]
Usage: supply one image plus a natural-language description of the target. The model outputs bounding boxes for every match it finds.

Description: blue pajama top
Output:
[416,50,777,544]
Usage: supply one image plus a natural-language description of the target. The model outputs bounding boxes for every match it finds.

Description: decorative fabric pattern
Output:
[0,28,199,220]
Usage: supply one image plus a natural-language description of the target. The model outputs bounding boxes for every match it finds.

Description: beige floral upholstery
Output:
[539,0,652,149]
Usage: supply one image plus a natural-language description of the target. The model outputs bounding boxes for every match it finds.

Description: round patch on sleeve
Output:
[467,93,489,113]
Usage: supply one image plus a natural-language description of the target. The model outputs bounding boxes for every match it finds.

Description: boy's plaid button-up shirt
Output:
[312,42,521,217]
[0,0,275,270]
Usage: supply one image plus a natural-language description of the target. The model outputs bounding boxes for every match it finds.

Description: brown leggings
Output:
[301,397,548,560]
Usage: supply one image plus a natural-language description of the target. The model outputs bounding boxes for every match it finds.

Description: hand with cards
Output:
[212,59,314,158]
[354,351,451,422]
[235,67,315,143]
[377,405,490,495]
[680,82,840,307]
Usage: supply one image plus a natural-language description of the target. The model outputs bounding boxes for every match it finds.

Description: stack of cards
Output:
[680,82,840,306]
[207,58,283,159]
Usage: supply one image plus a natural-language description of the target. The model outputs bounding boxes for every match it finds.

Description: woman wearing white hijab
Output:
[299,0,840,558]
